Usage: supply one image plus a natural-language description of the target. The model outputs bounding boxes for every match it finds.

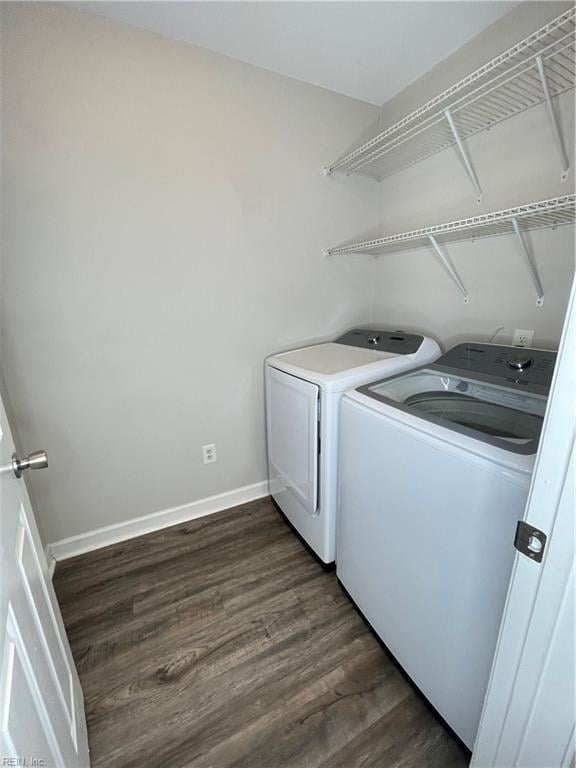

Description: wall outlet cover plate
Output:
[202,444,217,464]
[513,329,534,347]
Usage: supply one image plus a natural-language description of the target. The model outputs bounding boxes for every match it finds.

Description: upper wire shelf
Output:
[325,9,576,185]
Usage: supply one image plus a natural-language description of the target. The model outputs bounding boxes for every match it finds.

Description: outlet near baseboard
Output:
[202,444,217,464]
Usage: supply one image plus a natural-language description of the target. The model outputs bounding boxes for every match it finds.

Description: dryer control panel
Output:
[335,329,424,355]
[436,343,556,388]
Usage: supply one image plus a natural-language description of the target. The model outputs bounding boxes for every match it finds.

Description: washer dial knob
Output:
[507,353,533,371]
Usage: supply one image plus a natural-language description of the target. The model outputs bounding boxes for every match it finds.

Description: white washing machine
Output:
[265,329,441,563]
[337,342,556,749]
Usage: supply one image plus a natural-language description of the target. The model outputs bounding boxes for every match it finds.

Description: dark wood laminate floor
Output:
[54,498,470,768]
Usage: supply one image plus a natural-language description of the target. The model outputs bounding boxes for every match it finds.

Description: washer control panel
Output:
[335,329,424,355]
[436,342,556,387]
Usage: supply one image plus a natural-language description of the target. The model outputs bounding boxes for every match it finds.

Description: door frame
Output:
[471,276,575,766]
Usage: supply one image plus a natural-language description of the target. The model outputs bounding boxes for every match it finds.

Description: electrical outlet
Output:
[513,329,534,348]
[202,444,217,464]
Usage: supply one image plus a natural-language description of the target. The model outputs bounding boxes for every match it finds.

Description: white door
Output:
[266,366,319,514]
[0,395,90,767]
[472,279,575,767]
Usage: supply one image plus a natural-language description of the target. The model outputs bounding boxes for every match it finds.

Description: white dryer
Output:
[337,342,556,748]
[265,329,441,563]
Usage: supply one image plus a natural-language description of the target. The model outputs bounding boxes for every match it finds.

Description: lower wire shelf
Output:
[324,194,576,304]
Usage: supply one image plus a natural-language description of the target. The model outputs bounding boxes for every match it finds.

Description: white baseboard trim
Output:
[49,480,269,562]
[44,545,57,579]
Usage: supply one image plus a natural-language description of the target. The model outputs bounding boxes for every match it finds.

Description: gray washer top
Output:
[355,341,556,455]
[335,328,424,355]
[435,342,556,389]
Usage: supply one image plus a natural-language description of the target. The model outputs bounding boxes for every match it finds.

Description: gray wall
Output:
[371,1,575,348]
[1,2,574,547]
[0,3,378,544]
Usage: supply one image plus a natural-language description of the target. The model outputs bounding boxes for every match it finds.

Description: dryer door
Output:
[266,366,319,515]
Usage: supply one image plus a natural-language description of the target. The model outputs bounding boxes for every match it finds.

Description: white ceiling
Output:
[72,1,517,105]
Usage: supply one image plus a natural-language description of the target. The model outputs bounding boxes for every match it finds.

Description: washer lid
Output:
[269,343,396,376]
[358,368,548,454]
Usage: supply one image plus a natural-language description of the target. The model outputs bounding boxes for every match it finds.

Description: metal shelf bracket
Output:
[445,109,483,203]
[428,235,470,303]
[511,217,544,306]
[536,56,570,181]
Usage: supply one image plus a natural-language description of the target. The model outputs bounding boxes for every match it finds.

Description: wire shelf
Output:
[326,9,576,181]
[325,195,576,256]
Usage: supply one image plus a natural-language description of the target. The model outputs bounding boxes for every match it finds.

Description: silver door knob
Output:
[12,450,48,478]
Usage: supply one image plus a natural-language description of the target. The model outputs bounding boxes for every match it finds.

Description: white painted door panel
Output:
[266,366,319,514]
[0,395,89,767]
[514,460,573,767]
